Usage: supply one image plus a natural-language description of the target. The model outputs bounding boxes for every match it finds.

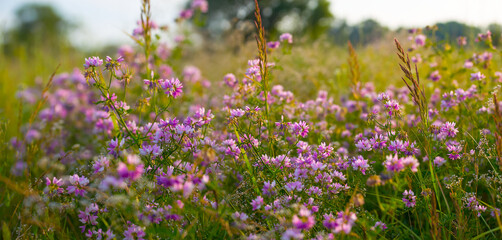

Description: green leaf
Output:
[2,221,11,240]
[472,227,501,240]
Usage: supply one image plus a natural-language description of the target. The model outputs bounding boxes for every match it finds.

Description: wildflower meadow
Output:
[2,0,502,239]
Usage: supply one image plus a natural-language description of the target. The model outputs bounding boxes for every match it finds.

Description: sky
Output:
[1,0,502,47]
[331,0,502,28]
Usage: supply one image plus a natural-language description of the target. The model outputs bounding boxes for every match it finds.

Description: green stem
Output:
[233,124,259,194]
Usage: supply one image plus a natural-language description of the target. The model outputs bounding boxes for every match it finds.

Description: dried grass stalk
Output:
[394,38,428,123]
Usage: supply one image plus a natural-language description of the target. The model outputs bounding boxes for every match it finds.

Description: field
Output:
[1,0,502,239]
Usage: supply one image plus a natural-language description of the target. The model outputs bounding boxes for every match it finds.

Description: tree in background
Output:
[2,4,71,55]
[329,19,389,46]
[488,23,502,46]
[202,0,334,39]
[433,21,480,45]
[349,19,389,46]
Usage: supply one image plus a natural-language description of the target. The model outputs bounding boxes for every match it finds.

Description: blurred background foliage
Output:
[2,4,73,55]
[201,0,333,39]
[4,1,501,52]
[4,2,502,55]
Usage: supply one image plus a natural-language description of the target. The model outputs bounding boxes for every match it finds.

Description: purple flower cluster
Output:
[470,71,486,81]
[292,207,315,230]
[323,211,357,234]
[446,141,463,160]
[384,99,401,116]
[84,56,103,69]
[290,121,309,138]
[44,177,64,196]
[123,223,146,240]
[67,174,89,197]
[117,154,144,181]
[402,190,417,207]
[159,78,183,98]
[280,33,293,44]
[383,154,419,173]
[440,85,477,111]
[463,193,487,217]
